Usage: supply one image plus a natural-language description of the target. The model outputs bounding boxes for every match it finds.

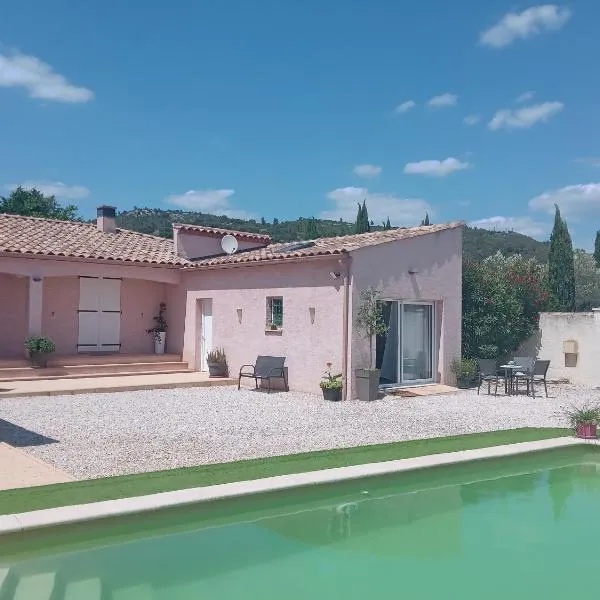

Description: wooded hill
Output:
[115,207,550,262]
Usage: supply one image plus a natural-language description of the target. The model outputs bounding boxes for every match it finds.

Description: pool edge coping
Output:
[0,436,595,536]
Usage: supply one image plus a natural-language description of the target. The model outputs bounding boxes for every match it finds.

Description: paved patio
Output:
[0,384,579,481]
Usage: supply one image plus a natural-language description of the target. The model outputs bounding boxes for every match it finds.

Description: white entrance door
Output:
[198,299,213,371]
[77,277,121,352]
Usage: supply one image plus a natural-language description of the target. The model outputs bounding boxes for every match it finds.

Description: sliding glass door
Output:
[376,301,434,386]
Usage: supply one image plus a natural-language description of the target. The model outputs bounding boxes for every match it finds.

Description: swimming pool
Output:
[1,445,599,599]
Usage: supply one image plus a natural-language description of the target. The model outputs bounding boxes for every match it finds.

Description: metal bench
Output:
[238,355,289,393]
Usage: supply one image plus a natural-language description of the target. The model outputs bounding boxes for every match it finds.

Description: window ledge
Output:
[265,328,283,335]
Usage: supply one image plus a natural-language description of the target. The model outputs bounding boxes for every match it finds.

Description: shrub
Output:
[451,358,477,380]
[320,362,343,389]
[24,336,56,354]
[206,348,227,365]
[462,253,549,358]
[562,404,600,428]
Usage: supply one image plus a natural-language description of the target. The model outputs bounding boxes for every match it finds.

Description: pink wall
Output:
[182,258,345,393]
[166,284,186,355]
[349,227,462,394]
[43,277,80,355]
[0,274,28,358]
[174,230,266,259]
[120,279,168,354]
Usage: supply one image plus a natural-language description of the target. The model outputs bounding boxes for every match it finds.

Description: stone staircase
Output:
[0,354,191,382]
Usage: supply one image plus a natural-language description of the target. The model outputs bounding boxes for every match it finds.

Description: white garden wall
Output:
[536,311,600,386]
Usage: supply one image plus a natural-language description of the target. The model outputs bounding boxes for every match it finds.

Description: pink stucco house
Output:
[0,207,462,397]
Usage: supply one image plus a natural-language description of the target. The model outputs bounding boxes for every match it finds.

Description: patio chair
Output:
[513,356,535,394]
[238,355,289,393]
[515,360,550,398]
[476,359,505,395]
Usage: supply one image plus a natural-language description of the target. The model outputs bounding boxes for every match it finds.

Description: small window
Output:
[267,297,283,328]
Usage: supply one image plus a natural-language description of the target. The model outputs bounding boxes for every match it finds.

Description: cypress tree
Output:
[382,217,391,230]
[548,204,575,311]
[421,212,430,226]
[594,231,600,269]
[355,200,370,233]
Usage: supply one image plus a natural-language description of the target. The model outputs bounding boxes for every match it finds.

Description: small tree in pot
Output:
[563,404,600,439]
[320,362,343,401]
[147,302,167,354]
[24,336,56,368]
[451,358,477,389]
[355,287,387,401]
[206,348,228,378]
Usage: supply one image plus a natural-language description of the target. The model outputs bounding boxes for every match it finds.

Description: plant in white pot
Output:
[147,302,167,354]
[354,287,387,401]
[206,348,228,378]
[24,336,56,368]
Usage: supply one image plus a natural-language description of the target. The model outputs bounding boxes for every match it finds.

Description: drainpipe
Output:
[340,253,351,401]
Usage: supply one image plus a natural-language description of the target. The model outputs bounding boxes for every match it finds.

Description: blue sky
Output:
[1,1,599,247]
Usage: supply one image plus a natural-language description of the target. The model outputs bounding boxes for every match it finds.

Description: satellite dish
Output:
[221,234,238,255]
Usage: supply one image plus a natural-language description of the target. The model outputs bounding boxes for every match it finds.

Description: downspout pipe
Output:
[339,253,351,401]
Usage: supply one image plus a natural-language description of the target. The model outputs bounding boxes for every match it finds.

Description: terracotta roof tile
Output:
[173,223,271,243]
[189,222,463,267]
[0,213,190,266]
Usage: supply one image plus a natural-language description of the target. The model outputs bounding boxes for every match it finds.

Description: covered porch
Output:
[0,256,186,360]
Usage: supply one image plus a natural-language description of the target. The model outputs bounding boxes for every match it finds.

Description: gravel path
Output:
[0,384,589,480]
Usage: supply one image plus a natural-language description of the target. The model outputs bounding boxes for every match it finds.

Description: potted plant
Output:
[147,302,167,354]
[24,336,56,368]
[206,347,228,378]
[320,362,343,401]
[354,287,387,401]
[451,358,477,389]
[563,404,600,439]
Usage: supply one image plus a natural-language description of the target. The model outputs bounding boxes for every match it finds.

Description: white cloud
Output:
[404,157,471,177]
[7,180,90,200]
[529,183,600,217]
[463,114,481,125]
[320,186,431,226]
[0,51,94,103]
[394,100,416,114]
[353,164,382,178]
[427,93,458,108]
[515,91,535,103]
[470,215,548,238]
[165,189,256,219]
[488,101,563,130]
[480,4,571,48]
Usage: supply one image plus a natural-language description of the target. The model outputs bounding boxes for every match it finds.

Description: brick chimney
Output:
[97,205,116,234]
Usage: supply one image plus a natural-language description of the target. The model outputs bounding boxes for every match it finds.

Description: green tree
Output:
[355,199,370,234]
[594,230,600,268]
[304,217,319,239]
[462,253,549,358]
[548,205,575,311]
[574,250,600,311]
[421,212,430,226]
[382,217,392,230]
[0,186,78,221]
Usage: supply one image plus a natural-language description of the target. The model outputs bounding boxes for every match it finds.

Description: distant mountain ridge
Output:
[115,208,550,262]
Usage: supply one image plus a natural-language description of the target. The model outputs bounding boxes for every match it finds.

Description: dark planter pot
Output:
[207,363,229,378]
[29,352,49,369]
[576,423,597,439]
[322,387,342,402]
[355,368,380,401]
[456,376,473,389]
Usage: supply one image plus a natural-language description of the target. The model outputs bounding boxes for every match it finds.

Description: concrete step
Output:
[0,354,182,369]
[13,572,56,600]
[0,362,191,381]
[64,578,102,600]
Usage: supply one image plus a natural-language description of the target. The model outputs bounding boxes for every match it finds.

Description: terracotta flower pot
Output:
[576,423,597,439]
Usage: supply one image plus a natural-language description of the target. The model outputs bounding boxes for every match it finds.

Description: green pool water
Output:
[1,445,599,599]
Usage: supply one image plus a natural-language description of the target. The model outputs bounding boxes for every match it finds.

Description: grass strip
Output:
[0,427,570,515]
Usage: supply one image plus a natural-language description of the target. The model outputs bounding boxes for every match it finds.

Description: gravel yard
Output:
[0,384,588,480]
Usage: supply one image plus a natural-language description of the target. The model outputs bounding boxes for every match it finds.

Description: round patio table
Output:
[499,364,523,395]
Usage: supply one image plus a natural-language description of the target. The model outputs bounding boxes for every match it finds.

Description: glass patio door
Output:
[376,301,434,386]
